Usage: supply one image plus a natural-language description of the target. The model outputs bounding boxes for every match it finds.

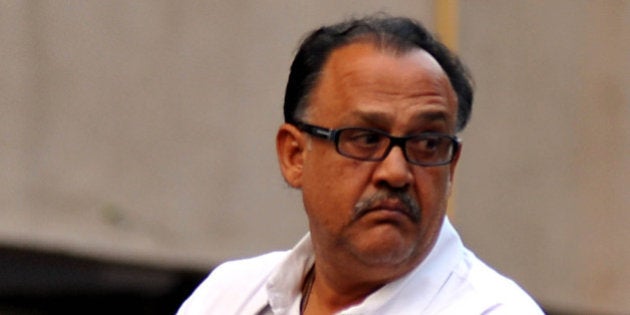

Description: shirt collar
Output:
[265,217,463,314]
[266,233,315,313]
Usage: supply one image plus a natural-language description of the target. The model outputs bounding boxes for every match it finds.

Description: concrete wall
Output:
[0,0,434,269]
[1,1,628,313]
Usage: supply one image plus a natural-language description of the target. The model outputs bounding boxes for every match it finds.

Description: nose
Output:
[372,146,413,189]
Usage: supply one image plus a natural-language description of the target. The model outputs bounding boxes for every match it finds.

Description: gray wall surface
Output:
[1,1,628,313]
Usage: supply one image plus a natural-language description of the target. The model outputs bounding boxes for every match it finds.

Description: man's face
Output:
[279,41,460,272]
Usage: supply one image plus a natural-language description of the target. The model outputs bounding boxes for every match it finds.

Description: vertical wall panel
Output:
[457,1,630,313]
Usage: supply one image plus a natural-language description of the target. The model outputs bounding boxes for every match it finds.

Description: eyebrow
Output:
[349,109,449,128]
[412,110,449,124]
[351,111,393,127]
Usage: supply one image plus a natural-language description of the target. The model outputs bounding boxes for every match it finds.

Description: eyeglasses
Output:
[295,122,460,167]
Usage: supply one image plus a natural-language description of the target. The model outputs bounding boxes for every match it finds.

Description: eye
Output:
[423,137,440,150]
[408,135,444,153]
[352,130,383,145]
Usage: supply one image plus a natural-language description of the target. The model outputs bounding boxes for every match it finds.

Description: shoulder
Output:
[441,250,544,314]
[177,251,288,315]
[206,251,288,284]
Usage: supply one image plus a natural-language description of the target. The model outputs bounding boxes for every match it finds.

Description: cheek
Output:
[414,168,452,212]
[302,156,370,223]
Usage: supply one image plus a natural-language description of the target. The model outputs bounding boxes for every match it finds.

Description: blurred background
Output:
[1,1,628,314]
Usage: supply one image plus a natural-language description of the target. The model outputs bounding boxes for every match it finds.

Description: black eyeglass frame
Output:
[294,121,461,167]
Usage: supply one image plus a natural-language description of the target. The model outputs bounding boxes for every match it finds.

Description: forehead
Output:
[307,41,457,128]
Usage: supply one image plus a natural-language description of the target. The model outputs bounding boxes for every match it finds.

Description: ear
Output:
[276,123,306,188]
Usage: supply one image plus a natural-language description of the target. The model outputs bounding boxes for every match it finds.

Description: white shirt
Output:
[177,218,544,314]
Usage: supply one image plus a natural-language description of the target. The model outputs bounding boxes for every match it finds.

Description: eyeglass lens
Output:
[336,128,454,165]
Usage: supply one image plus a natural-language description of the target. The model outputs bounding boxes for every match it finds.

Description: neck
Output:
[302,240,427,314]
[301,261,397,314]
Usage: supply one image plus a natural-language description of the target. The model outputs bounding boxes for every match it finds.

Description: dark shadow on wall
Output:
[0,245,208,315]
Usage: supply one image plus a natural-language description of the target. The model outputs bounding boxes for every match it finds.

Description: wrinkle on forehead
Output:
[307,41,457,119]
[335,44,450,95]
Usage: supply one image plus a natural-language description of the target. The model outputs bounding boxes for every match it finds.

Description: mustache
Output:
[352,189,421,222]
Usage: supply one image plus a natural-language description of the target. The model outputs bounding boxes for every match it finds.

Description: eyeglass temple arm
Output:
[295,122,334,140]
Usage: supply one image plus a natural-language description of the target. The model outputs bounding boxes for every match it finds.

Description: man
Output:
[179,15,543,314]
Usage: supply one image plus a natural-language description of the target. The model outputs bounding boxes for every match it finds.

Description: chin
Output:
[346,227,421,267]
